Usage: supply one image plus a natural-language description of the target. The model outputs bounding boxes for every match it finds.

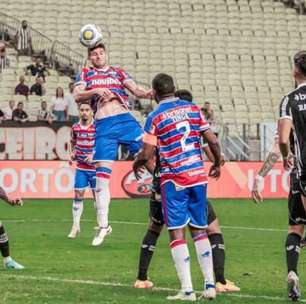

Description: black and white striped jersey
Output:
[279,82,306,177]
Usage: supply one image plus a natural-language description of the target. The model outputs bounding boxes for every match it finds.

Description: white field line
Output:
[0,273,304,303]
[1,218,287,232]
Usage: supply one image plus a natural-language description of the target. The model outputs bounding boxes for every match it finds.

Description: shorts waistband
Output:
[95,112,134,125]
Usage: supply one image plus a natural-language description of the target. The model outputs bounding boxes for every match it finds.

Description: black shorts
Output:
[149,190,164,226]
[149,191,218,227]
[288,174,306,226]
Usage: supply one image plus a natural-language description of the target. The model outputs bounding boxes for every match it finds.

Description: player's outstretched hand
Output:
[133,162,145,180]
[251,176,263,204]
[208,164,221,179]
[283,153,294,171]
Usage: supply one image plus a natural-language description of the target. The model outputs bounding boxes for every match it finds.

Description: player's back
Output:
[146,98,210,186]
[281,84,306,171]
[72,121,96,171]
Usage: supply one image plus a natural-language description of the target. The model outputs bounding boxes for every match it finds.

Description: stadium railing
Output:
[0,12,85,77]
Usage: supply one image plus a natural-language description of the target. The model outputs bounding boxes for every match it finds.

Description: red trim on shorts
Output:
[170,239,186,248]
[96,172,111,179]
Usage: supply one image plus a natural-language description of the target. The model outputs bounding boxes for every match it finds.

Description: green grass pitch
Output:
[0,198,305,303]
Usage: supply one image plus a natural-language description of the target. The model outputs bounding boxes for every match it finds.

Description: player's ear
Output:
[152,89,158,102]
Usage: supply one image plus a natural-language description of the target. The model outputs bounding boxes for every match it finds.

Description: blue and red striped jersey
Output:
[75,66,132,109]
[71,120,96,171]
[144,98,210,187]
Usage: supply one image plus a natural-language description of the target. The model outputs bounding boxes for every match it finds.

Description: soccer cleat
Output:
[288,271,301,302]
[68,225,80,239]
[166,291,196,301]
[3,257,24,270]
[199,285,216,300]
[134,279,154,289]
[216,280,240,293]
[92,225,112,246]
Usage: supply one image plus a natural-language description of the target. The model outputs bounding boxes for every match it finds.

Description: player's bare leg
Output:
[134,220,163,289]
[189,227,216,300]
[68,189,85,239]
[207,218,240,293]
[92,161,113,246]
[286,224,304,301]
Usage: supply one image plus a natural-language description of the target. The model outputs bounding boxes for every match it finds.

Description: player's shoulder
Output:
[283,86,304,103]
[72,122,80,130]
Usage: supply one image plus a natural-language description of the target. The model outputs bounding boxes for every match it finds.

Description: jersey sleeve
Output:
[117,68,133,84]
[199,107,210,131]
[279,95,292,120]
[75,69,87,87]
[144,113,157,136]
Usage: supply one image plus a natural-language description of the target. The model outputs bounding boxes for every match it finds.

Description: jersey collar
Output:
[297,81,306,89]
[79,118,94,130]
[159,97,179,104]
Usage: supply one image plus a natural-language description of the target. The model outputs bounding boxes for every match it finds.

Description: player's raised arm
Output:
[123,79,153,99]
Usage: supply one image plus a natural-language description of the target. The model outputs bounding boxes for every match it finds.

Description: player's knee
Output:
[288,225,304,236]
[74,190,85,200]
[149,221,164,233]
[207,219,221,235]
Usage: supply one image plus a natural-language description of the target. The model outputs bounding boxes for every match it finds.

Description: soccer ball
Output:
[79,24,103,48]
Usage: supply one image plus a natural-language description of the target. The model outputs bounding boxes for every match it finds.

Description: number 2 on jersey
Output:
[176,121,195,151]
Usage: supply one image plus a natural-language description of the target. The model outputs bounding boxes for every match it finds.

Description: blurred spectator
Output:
[133,99,143,111]
[30,77,45,96]
[15,75,29,97]
[51,87,68,122]
[0,29,10,42]
[0,109,5,123]
[12,102,28,123]
[25,56,48,81]
[66,83,78,123]
[0,41,9,72]
[143,104,153,117]
[15,20,32,56]
[3,100,15,120]
[201,101,218,136]
[37,100,54,124]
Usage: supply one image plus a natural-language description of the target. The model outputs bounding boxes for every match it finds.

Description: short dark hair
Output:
[88,42,106,54]
[152,73,175,97]
[78,101,91,108]
[175,89,193,102]
[294,51,306,77]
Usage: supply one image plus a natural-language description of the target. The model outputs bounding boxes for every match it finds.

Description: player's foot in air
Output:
[92,225,112,246]
[288,271,300,302]
[166,291,196,301]
[3,257,24,270]
[216,279,240,293]
[68,225,80,239]
[134,279,154,289]
[199,284,216,300]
